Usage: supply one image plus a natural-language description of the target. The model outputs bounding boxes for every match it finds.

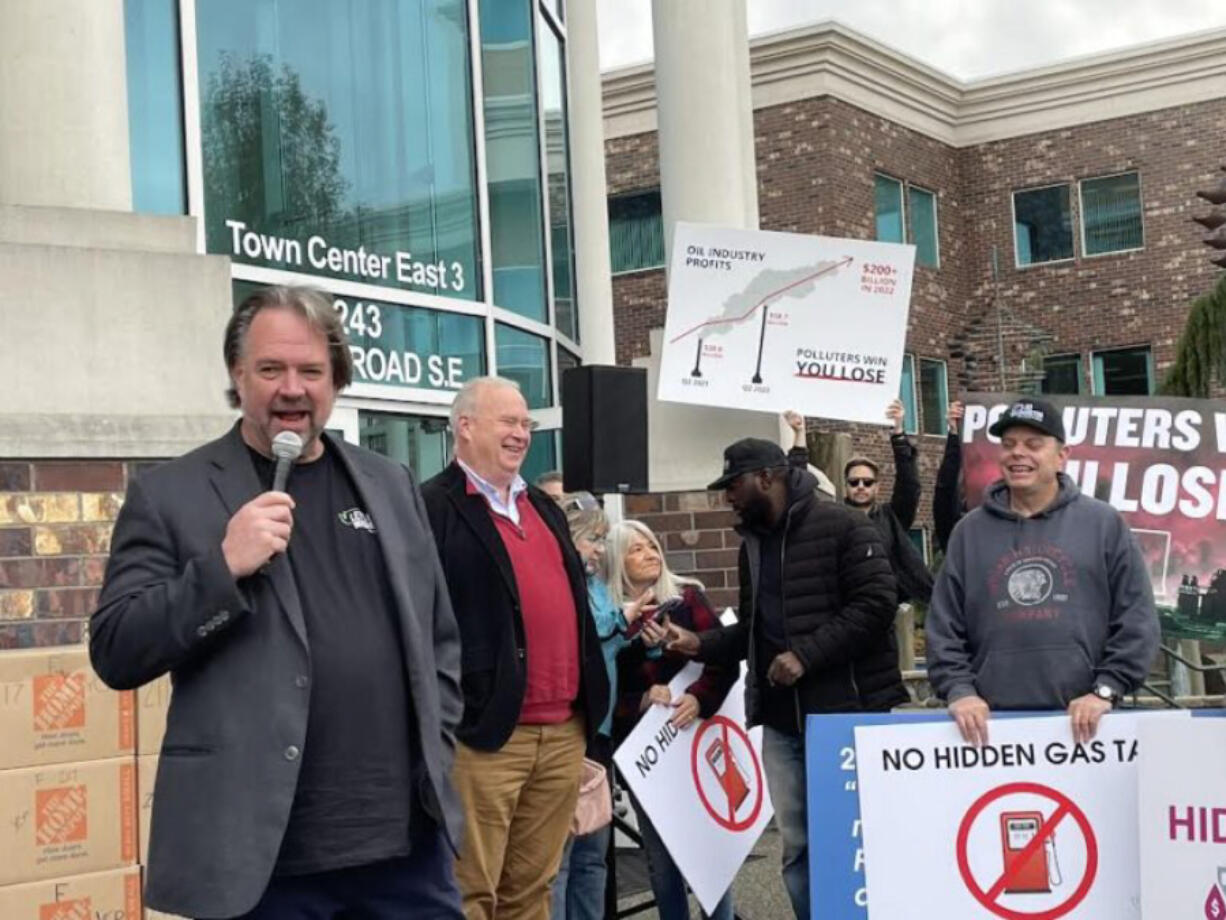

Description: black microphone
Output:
[271,431,304,492]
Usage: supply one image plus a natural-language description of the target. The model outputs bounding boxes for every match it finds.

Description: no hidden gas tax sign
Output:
[853,712,1188,920]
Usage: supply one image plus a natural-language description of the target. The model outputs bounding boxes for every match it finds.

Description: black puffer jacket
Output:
[698,468,906,731]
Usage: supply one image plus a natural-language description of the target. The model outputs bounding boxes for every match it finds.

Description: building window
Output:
[1093,346,1153,396]
[1013,185,1074,266]
[918,358,948,436]
[609,190,665,274]
[359,411,452,480]
[907,527,929,565]
[233,281,486,393]
[196,0,481,300]
[538,19,578,343]
[496,323,552,408]
[1080,172,1143,256]
[874,175,939,268]
[481,0,547,320]
[522,429,559,484]
[1042,353,1082,395]
[899,354,918,436]
[124,0,186,214]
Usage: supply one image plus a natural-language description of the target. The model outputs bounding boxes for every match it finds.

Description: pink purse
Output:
[571,758,612,835]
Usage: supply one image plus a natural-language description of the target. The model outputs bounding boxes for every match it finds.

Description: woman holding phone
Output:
[606,520,737,920]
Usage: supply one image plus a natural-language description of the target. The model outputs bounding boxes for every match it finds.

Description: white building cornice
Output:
[602,21,1226,146]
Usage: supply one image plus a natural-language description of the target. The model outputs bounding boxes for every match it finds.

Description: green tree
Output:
[201,53,348,254]
[1160,274,1226,397]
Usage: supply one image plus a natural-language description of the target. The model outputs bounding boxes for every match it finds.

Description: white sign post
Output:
[854,713,1186,920]
[1138,717,1226,917]
[657,222,915,424]
[613,663,773,915]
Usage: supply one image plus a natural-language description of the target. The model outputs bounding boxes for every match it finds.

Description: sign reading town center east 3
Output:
[656,223,915,425]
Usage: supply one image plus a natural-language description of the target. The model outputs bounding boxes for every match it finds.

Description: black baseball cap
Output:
[989,398,1066,442]
[708,438,788,490]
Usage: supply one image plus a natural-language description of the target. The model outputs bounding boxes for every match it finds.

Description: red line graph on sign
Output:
[668,257,853,345]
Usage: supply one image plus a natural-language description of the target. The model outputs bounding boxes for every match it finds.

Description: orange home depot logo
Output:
[35,785,88,846]
[33,672,86,732]
[39,898,90,920]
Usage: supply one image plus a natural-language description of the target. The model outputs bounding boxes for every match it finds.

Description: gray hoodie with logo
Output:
[926,474,1159,709]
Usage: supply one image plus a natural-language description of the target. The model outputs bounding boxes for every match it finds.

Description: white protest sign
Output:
[613,663,773,915]
[1137,717,1226,916]
[657,222,915,424]
[854,713,1187,920]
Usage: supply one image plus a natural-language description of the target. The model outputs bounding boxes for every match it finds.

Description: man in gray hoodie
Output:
[926,397,1159,746]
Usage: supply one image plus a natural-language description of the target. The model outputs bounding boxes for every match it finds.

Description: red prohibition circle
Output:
[689,715,764,832]
[955,781,1099,920]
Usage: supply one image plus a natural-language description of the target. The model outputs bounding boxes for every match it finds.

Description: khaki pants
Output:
[452,716,586,920]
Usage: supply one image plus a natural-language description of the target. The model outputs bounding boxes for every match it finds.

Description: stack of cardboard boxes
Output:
[0,646,175,920]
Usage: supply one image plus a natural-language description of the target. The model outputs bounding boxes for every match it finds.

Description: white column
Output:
[637,0,776,492]
[0,0,132,210]
[566,0,618,365]
[652,0,758,260]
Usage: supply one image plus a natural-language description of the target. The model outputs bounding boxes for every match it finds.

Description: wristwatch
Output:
[1093,683,1119,705]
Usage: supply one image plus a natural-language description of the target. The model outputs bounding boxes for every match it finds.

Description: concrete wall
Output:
[0,206,236,458]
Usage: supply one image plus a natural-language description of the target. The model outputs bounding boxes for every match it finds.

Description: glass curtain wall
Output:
[195,0,481,300]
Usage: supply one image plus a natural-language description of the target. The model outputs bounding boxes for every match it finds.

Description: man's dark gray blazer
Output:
[90,424,462,919]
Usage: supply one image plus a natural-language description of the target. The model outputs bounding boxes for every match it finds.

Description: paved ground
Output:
[615,825,790,920]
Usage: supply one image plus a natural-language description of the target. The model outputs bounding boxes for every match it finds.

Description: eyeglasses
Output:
[495,415,539,433]
[847,478,877,488]
[581,535,607,547]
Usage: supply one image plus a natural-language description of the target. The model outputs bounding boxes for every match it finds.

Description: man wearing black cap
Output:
[655,437,902,919]
[926,397,1159,748]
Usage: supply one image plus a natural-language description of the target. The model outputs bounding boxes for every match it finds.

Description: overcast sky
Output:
[596,0,1226,79]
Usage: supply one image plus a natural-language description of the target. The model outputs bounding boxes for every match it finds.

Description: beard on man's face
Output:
[736,490,775,527]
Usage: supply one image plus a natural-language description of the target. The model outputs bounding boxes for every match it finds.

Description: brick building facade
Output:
[602,24,1226,602]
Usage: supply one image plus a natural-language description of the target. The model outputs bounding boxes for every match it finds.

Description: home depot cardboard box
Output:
[0,647,135,770]
[136,755,156,865]
[136,675,170,756]
[0,757,137,887]
[0,865,141,919]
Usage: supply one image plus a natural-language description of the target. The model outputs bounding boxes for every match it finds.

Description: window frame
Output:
[906,184,941,269]
[873,172,940,269]
[1078,170,1145,259]
[1011,181,1076,269]
[1091,345,1154,396]
[1040,352,1084,396]
[899,353,919,436]
[917,357,949,437]
[608,187,666,276]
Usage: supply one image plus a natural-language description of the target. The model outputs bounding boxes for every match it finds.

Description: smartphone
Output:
[648,596,687,624]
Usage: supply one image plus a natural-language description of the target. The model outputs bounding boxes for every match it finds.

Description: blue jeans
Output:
[631,797,734,920]
[762,726,809,919]
[550,825,610,920]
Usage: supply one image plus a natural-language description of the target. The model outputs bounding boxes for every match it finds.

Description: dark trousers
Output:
[213,826,463,920]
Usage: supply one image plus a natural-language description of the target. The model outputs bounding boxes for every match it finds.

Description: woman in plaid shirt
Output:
[607,520,737,920]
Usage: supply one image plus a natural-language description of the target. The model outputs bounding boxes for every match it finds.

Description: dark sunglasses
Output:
[847,477,877,488]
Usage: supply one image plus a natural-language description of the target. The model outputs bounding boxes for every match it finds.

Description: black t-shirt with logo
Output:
[248,442,418,876]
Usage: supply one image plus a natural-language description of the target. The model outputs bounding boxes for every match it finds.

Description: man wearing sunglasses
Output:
[842,398,933,606]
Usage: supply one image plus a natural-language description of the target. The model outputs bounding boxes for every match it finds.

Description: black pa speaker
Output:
[561,365,648,494]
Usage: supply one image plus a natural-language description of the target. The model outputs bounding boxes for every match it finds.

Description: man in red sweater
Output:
[422,377,609,920]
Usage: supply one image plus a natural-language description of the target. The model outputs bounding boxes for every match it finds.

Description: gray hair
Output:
[224,285,352,408]
[560,492,608,553]
[605,519,703,607]
[449,375,522,430]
